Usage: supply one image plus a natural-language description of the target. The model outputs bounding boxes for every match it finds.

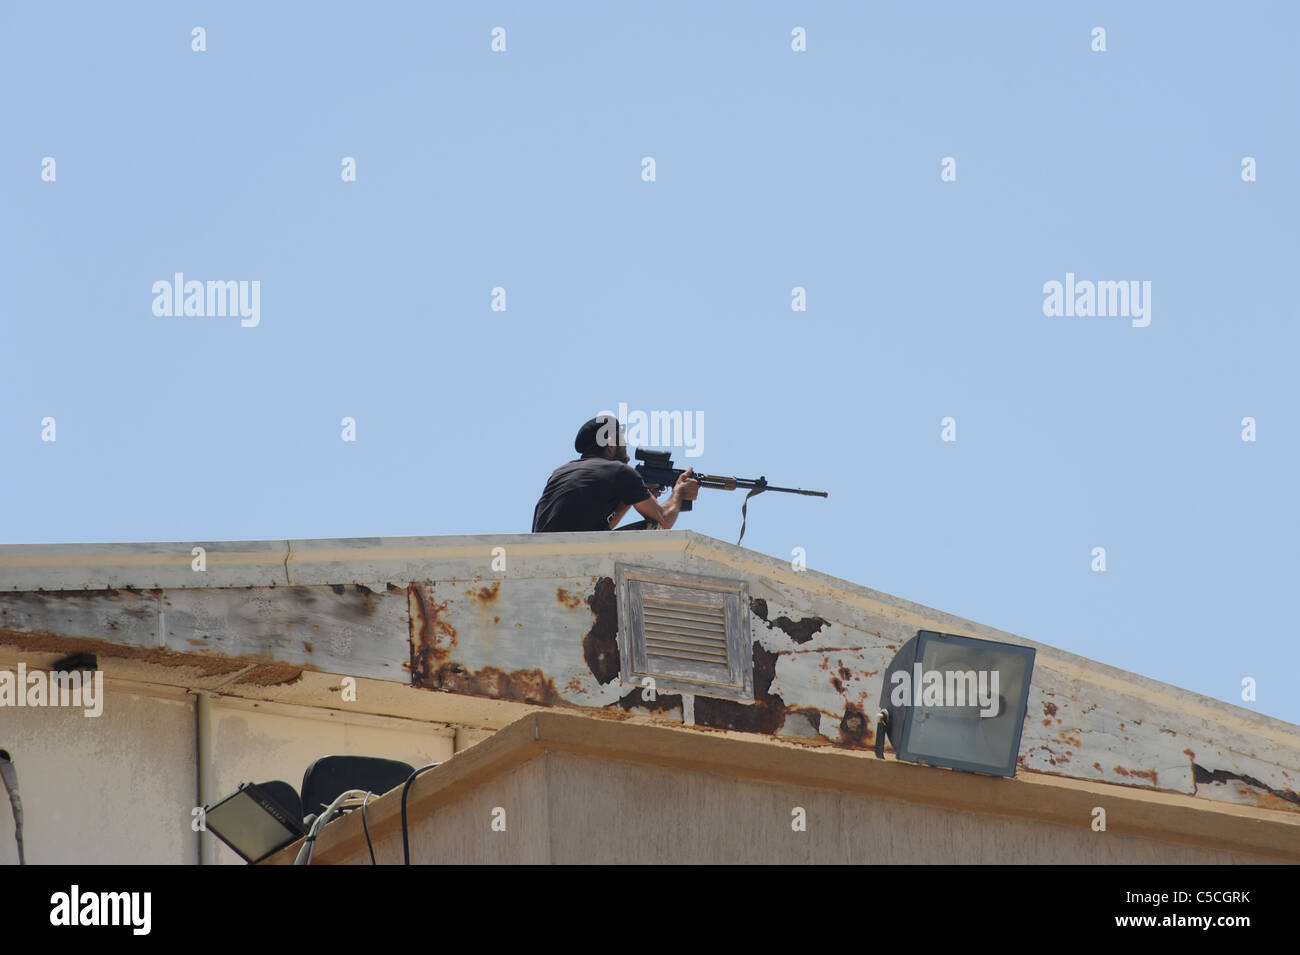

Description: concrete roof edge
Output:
[0,531,693,591]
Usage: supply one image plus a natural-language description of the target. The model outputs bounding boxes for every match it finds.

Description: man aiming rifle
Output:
[531,415,699,533]
[532,414,828,542]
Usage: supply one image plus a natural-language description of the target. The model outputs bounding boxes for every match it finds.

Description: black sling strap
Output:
[737,484,766,545]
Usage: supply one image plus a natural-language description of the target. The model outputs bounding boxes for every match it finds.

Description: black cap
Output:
[575,415,623,455]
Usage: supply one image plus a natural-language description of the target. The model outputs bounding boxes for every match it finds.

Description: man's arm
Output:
[630,469,699,529]
[607,501,635,529]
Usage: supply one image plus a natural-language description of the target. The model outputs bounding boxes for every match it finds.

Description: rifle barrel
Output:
[694,473,828,498]
[759,484,829,498]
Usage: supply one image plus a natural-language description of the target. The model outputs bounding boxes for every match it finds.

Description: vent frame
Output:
[615,563,754,703]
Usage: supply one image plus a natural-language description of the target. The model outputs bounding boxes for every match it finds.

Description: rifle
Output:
[628,448,828,544]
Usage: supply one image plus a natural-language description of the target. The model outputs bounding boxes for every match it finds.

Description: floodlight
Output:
[203,780,306,864]
[875,630,1035,777]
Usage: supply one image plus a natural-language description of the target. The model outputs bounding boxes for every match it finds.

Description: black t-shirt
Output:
[532,455,653,533]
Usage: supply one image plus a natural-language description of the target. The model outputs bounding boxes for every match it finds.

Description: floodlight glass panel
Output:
[896,631,1035,777]
[204,783,303,864]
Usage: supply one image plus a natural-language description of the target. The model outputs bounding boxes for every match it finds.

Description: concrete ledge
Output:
[267,710,1300,865]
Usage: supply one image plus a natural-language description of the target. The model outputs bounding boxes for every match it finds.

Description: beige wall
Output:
[0,681,456,865]
[344,757,550,865]
[370,752,1272,865]
[0,689,195,864]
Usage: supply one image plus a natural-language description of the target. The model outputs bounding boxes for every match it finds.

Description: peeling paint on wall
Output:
[582,577,620,685]
[751,597,829,645]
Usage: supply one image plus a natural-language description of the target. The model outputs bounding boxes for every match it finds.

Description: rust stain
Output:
[1183,748,1195,758]
[1239,789,1300,812]
[556,587,583,610]
[408,582,457,687]
[303,642,314,653]
[582,577,620,685]
[1093,762,1103,772]
[1109,765,1157,785]
[0,627,311,686]
[1042,701,1058,718]
[430,663,562,704]
[1042,719,1053,727]
[187,639,205,646]
[837,702,870,745]
[468,582,501,604]
[565,677,584,694]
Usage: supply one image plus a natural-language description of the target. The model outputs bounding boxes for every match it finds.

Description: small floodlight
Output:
[204,780,306,864]
[875,630,1035,777]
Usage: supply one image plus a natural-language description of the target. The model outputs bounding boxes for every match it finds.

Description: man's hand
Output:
[674,468,700,501]
[632,467,699,530]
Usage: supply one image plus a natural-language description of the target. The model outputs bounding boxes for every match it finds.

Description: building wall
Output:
[0,682,455,865]
[347,756,551,865]
[0,688,195,864]
[368,752,1272,865]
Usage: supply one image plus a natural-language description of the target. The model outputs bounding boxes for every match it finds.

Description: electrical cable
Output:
[0,750,23,865]
[400,763,443,865]
[873,710,890,759]
[361,791,376,865]
[294,788,370,865]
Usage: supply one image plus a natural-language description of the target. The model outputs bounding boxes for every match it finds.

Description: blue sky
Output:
[3,2,1297,724]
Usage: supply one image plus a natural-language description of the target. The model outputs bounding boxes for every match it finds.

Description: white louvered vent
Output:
[616,564,753,703]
